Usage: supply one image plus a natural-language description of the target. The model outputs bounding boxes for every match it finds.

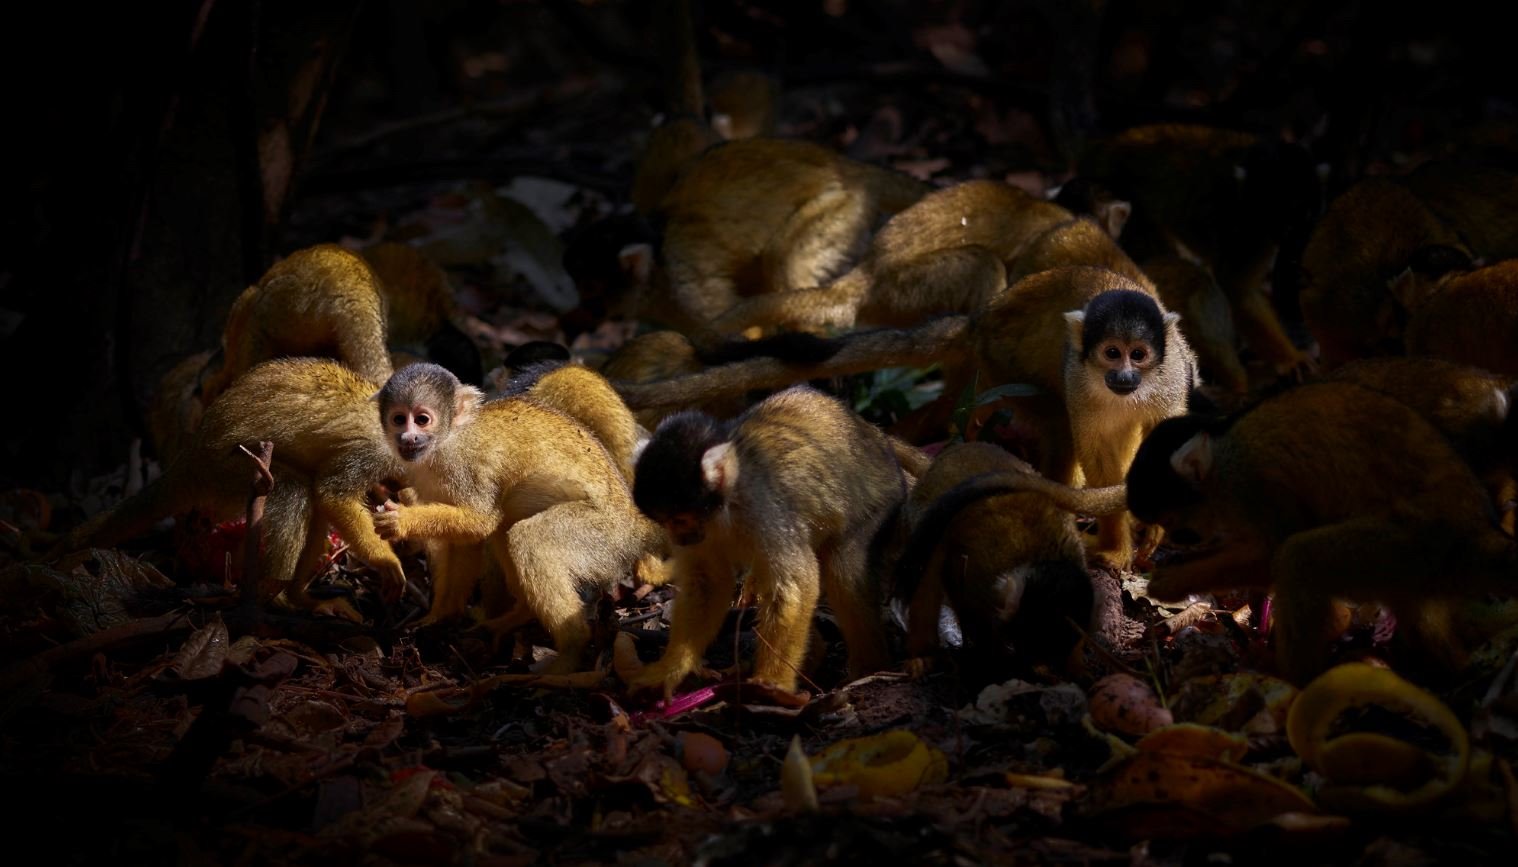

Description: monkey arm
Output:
[374,501,499,544]
[626,549,737,697]
[1146,538,1272,601]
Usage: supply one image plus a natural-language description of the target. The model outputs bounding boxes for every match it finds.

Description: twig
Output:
[236,441,275,615]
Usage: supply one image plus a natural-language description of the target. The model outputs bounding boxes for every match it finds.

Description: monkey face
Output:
[385,403,443,462]
[1095,338,1157,396]
[661,512,707,546]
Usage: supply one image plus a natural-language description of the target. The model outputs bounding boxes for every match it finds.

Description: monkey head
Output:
[997,559,1095,667]
[1066,289,1180,398]
[375,363,482,463]
[633,411,733,545]
[1126,414,1235,550]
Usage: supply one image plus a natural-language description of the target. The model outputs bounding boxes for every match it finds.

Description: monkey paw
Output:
[312,597,363,623]
[371,505,404,540]
[625,657,696,699]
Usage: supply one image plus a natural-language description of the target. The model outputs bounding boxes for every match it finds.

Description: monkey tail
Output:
[614,315,972,411]
[887,436,933,479]
[54,469,192,557]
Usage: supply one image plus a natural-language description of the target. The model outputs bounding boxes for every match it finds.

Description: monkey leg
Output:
[750,550,822,692]
[708,277,868,336]
[1268,518,1485,683]
[418,541,485,626]
[1147,540,1272,601]
[261,477,362,621]
[766,184,875,293]
[857,245,1007,325]
[495,502,637,674]
[820,536,891,681]
[317,490,407,604]
[1073,426,1146,568]
[627,548,738,696]
[904,548,949,678]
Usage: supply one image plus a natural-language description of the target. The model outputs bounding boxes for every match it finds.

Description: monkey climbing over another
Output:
[1125,381,1518,683]
[370,364,664,672]
[705,180,1149,337]
[63,359,410,620]
[565,137,928,340]
[625,387,910,696]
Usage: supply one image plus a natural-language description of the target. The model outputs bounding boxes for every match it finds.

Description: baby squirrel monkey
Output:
[1126,381,1518,683]
[896,442,1128,676]
[627,387,909,696]
[65,359,409,620]
[199,245,393,407]
[371,364,664,672]
[616,266,1197,568]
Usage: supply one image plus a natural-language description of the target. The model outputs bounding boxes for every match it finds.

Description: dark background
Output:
[0,0,1510,496]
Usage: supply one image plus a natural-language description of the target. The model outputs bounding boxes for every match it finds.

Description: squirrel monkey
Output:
[1126,381,1518,682]
[1301,162,1518,369]
[199,245,393,407]
[615,266,1197,567]
[1071,124,1320,379]
[65,359,409,619]
[626,387,908,696]
[705,180,1149,337]
[896,442,1127,674]
[370,364,664,672]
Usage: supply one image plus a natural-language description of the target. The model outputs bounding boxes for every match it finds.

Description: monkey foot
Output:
[312,597,363,623]
[904,657,935,680]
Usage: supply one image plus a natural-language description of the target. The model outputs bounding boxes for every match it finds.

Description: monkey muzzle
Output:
[398,433,432,462]
[1105,369,1141,395]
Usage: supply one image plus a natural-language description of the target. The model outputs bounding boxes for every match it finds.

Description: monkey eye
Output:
[1130,348,1148,362]
[1103,345,1122,360]
[390,413,406,426]
[415,414,431,426]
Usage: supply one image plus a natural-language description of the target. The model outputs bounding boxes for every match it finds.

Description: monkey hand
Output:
[372,501,409,541]
[625,653,699,700]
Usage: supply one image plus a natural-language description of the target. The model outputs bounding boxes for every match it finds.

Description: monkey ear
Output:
[453,384,485,428]
[1170,432,1213,486]
[1063,310,1086,348]
[1099,199,1132,240]
[700,442,738,494]
[1162,311,1182,328]
[618,243,654,286]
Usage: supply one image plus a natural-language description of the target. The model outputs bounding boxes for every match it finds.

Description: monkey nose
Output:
[1107,381,1138,396]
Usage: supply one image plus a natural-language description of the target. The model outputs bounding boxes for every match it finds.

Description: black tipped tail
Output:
[695,331,843,366]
